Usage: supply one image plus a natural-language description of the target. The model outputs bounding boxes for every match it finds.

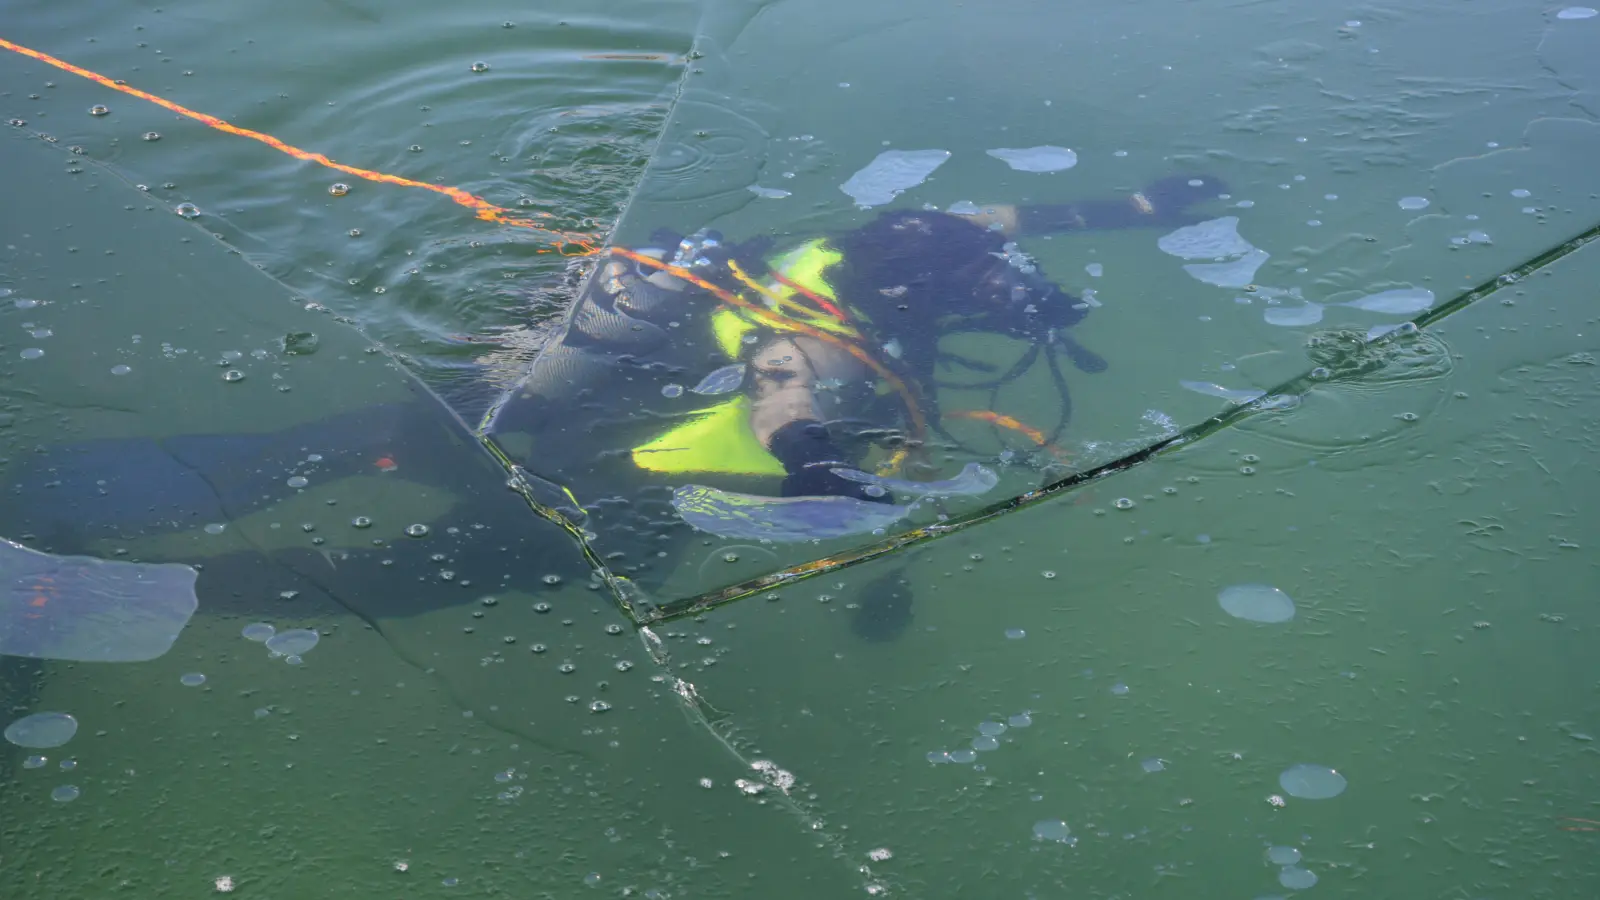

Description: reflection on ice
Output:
[985,146,1078,172]
[839,149,951,207]
[673,485,911,541]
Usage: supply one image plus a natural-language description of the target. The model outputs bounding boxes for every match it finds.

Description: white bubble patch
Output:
[985,146,1078,172]
[1218,584,1296,623]
[4,712,78,749]
[1279,763,1348,799]
[1263,303,1325,327]
[1339,288,1434,315]
[839,149,951,207]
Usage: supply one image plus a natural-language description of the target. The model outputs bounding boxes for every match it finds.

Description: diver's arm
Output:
[967,174,1229,237]
[749,336,890,502]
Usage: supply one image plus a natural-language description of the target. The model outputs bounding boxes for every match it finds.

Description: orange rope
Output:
[610,248,927,442]
[945,409,1071,462]
[766,268,852,323]
[724,259,859,338]
[0,36,599,256]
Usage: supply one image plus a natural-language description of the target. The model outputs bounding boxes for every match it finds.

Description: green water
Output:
[3,0,1599,896]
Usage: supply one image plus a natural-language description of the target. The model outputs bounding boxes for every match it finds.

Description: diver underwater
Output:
[0,173,1227,648]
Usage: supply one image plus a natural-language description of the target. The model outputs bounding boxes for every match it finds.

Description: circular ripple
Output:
[634,98,770,205]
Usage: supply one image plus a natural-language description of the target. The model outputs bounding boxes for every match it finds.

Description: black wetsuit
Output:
[487,174,1228,508]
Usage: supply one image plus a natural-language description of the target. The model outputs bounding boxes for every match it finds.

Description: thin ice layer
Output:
[673,485,912,541]
[1,538,199,662]
[839,149,952,207]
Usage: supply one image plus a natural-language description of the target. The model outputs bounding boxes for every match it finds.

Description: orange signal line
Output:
[945,409,1072,462]
[0,35,599,256]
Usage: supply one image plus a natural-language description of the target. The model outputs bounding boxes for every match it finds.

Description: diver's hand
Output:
[769,419,895,504]
[1137,175,1230,224]
[781,465,895,504]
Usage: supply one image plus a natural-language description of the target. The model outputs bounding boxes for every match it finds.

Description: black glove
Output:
[768,419,894,503]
